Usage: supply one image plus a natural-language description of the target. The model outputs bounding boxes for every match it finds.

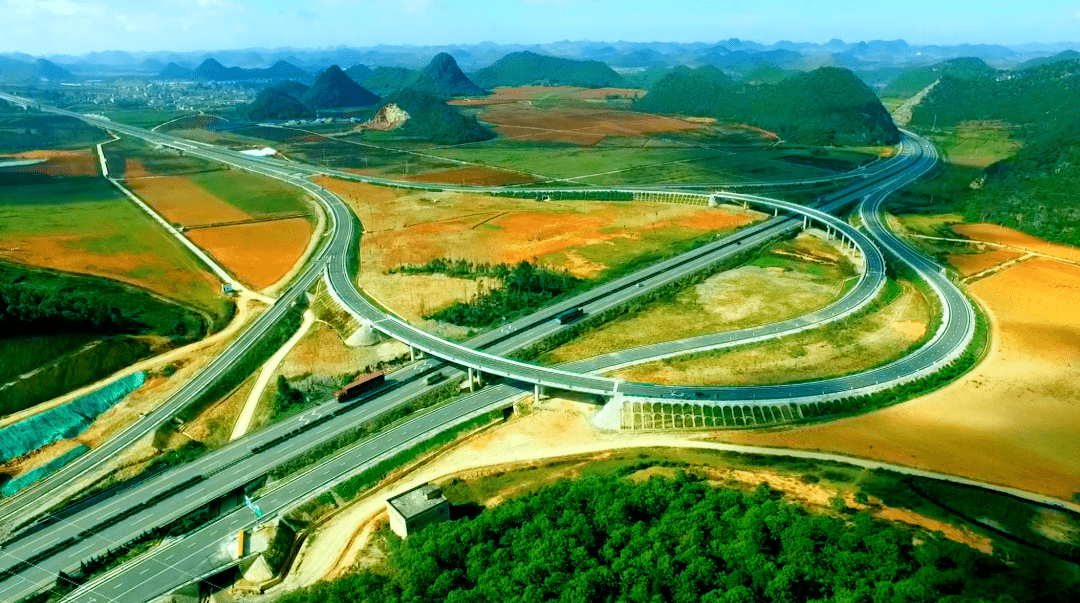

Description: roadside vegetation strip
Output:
[626,295,988,430]
[172,301,307,425]
[510,243,773,362]
[266,376,467,481]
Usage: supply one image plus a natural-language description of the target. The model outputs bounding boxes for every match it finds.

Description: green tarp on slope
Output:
[0,371,145,462]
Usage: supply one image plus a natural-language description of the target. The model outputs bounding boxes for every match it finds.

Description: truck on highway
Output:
[556,307,585,324]
[335,371,386,402]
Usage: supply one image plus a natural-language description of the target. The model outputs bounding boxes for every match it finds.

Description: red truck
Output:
[335,371,386,402]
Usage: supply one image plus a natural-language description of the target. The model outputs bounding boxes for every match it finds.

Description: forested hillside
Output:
[882,57,996,97]
[637,66,899,145]
[911,60,1080,246]
[472,51,628,88]
[276,474,1077,603]
[911,60,1080,133]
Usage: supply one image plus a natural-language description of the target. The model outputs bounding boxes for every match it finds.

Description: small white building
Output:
[386,483,450,539]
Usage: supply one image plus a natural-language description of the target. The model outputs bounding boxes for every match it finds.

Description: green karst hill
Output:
[301,65,380,109]
[883,57,997,98]
[379,88,495,145]
[637,65,900,146]
[472,51,628,89]
[407,53,487,97]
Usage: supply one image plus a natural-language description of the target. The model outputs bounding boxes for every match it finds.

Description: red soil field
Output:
[0,231,220,307]
[449,87,646,106]
[947,249,1023,277]
[404,166,536,186]
[159,115,226,131]
[126,175,251,227]
[717,256,1080,502]
[479,103,704,145]
[186,218,313,289]
[954,223,1080,263]
[11,150,99,176]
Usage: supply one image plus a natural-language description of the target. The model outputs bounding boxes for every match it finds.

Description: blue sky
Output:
[3,0,1079,55]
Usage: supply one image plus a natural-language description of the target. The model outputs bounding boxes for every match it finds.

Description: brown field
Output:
[477,103,705,145]
[541,234,855,364]
[611,279,930,386]
[947,248,1023,277]
[449,86,647,107]
[278,322,408,378]
[404,166,537,186]
[717,257,1080,501]
[159,115,227,131]
[316,177,759,320]
[126,175,250,226]
[186,218,313,289]
[11,149,99,176]
[954,223,1080,263]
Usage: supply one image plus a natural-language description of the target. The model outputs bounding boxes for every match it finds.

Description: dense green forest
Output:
[472,51,629,89]
[0,262,207,339]
[636,66,900,146]
[382,88,496,145]
[909,60,1080,246]
[276,474,1078,603]
[390,259,581,328]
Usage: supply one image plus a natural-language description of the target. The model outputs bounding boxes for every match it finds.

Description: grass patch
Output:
[185,170,312,217]
[537,233,855,364]
[0,174,230,318]
[611,273,930,388]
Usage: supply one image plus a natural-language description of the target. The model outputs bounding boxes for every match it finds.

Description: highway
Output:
[0,92,980,601]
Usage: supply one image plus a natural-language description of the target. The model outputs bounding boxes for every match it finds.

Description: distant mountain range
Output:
[16,39,1080,80]
[0,57,73,83]
[159,58,311,81]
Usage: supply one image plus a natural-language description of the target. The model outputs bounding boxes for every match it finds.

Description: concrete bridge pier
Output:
[534,383,544,402]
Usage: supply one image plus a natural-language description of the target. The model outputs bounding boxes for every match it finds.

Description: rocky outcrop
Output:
[360,103,410,131]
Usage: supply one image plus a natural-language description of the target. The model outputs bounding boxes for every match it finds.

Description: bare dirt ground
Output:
[542,234,854,364]
[277,322,408,379]
[953,223,1080,264]
[316,178,758,319]
[611,279,929,386]
[717,256,1080,501]
[10,149,99,176]
[186,218,313,290]
[449,86,646,106]
[273,396,994,593]
[947,248,1024,276]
